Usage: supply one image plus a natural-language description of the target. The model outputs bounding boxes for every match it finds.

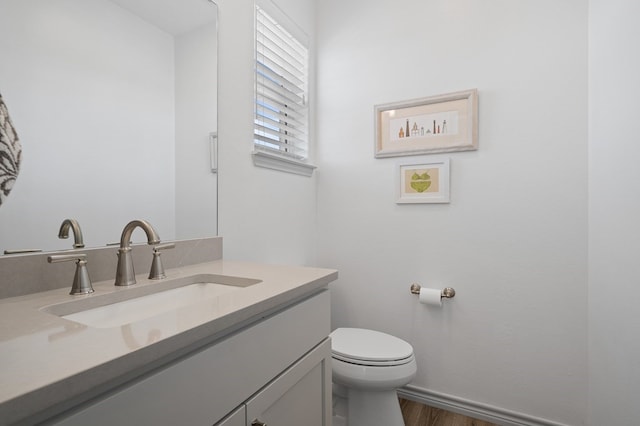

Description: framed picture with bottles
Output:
[375,89,478,158]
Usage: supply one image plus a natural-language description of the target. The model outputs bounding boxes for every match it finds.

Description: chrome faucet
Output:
[58,218,84,249]
[114,220,161,286]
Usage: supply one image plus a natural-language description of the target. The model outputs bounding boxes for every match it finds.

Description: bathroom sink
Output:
[42,274,262,328]
[61,283,237,328]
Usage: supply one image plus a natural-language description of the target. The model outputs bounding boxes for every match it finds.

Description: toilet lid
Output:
[330,328,414,365]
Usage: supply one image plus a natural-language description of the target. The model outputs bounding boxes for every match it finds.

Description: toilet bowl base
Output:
[345,388,405,426]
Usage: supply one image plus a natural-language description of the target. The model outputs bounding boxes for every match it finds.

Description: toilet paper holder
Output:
[410,283,456,299]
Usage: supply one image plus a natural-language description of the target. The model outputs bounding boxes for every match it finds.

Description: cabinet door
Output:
[245,339,331,426]
[215,406,245,426]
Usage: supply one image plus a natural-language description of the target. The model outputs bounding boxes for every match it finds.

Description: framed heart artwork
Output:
[396,157,450,204]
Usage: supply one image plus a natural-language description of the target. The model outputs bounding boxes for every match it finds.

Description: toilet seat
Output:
[330,328,414,366]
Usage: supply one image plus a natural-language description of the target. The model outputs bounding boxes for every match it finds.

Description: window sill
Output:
[252,150,317,177]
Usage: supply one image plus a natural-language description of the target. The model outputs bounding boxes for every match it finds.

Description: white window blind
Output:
[254,4,309,162]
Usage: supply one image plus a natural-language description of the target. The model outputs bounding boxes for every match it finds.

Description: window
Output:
[253,1,315,176]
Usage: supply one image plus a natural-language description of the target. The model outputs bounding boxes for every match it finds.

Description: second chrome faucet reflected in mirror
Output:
[58,218,84,249]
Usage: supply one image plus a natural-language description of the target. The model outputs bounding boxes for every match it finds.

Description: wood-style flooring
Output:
[399,398,498,426]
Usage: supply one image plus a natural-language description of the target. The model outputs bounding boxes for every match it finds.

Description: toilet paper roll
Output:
[419,287,442,307]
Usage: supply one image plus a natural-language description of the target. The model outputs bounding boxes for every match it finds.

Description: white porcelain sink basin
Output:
[42,274,262,328]
[63,283,237,328]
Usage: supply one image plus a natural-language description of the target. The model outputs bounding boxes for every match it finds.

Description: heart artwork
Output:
[410,172,431,193]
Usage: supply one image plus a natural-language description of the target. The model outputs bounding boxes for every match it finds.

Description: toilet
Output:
[330,327,417,426]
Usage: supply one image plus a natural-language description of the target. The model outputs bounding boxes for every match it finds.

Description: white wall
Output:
[216,0,318,265]
[175,20,218,239]
[0,0,176,250]
[588,1,640,424]
[315,1,588,424]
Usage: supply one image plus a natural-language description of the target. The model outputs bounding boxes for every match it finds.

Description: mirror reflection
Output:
[0,0,218,253]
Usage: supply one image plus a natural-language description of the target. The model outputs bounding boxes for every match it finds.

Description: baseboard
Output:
[398,385,570,426]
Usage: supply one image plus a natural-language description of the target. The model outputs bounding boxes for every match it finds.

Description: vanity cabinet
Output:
[52,290,331,426]
[215,339,330,426]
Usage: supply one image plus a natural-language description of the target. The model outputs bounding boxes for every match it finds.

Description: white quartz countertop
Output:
[0,260,338,425]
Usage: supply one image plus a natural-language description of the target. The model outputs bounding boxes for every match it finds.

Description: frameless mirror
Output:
[0,0,218,253]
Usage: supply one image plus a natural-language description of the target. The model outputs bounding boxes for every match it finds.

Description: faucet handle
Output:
[148,243,175,280]
[48,253,94,295]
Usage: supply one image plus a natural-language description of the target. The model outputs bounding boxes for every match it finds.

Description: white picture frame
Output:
[375,89,478,158]
[396,157,450,204]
